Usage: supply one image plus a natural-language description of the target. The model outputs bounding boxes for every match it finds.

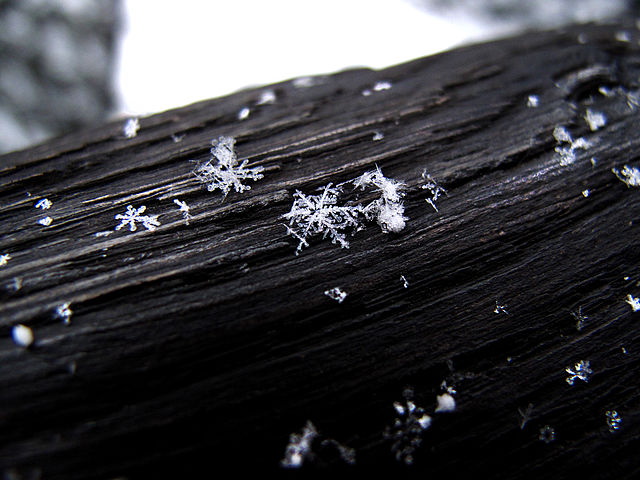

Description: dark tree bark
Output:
[1,22,640,479]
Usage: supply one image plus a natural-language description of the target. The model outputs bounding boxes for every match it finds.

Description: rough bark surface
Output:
[1,22,640,479]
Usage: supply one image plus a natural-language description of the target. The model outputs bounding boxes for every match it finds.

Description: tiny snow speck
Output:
[38,216,53,226]
[324,287,347,303]
[123,117,140,138]
[35,198,52,210]
[625,294,640,312]
[55,303,72,325]
[12,324,34,348]
[0,253,10,266]
[527,95,539,107]
[584,109,606,131]
[237,107,250,121]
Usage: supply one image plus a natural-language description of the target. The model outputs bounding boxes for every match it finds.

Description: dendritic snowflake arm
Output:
[193,136,264,198]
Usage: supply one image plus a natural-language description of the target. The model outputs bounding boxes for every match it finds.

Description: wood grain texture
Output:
[2,22,640,479]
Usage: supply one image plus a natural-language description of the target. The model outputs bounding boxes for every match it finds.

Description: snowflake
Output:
[0,253,10,266]
[565,360,592,385]
[571,306,588,331]
[237,107,250,121]
[400,275,409,288]
[123,117,140,138]
[372,131,384,141]
[553,126,591,166]
[281,421,355,468]
[582,189,590,198]
[354,167,407,233]
[35,198,52,210]
[115,205,160,232]
[527,95,539,108]
[539,425,555,443]
[55,302,72,325]
[421,170,446,212]
[494,300,508,315]
[257,89,276,105]
[605,410,622,432]
[518,403,534,430]
[625,294,640,312]
[38,216,53,226]
[193,136,264,198]
[282,183,362,255]
[584,109,606,131]
[173,199,191,225]
[612,165,640,187]
[383,387,431,465]
[435,393,456,413]
[324,287,347,303]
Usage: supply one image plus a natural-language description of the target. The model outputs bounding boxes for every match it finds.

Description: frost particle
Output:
[281,421,318,468]
[518,403,534,430]
[171,133,186,143]
[324,287,347,303]
[355,167,407,233]
[95,231,112,238]
[553,126,591,166]
[435,393,456,413]
[38,216,53,226]
[384,387,431,465]
[584,109,606,131]
[400,275,409,288]
[606,410,622,432]
[581,189,590,198]
[421,171,446,212]
[237,107,250,121]
[527,95,539,108]
[625,294,640,312]
[539,425,555,443]
[193,136,264,198]
[373,81,392,92]
[115,205,160,232]
[565,360,592,385]
[257,89,276,105]
[11,324,34,348]
[612,165,640,187]
[55,302,73,325]
[293,76,317,88]
[615,30,631,42]
[123,117,140,138]
[0,253,10,266]
[173,198,191,225]
[372,131,384,141]
[494,300,508,315]
[571,306,588,331]
[35,198,52,210]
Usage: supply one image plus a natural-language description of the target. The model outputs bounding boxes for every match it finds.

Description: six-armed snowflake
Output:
[115,205,160,232]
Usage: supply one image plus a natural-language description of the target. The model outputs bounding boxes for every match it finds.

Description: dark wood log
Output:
[2,21,640,479]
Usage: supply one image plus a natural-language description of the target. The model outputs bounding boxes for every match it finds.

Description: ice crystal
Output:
[55,302,72,325]
[571,306,588,331]
[494,300,508,315]
[400,275,409,288]
[372,131,384,141]
[421,171,446,212]
[354,167,407,233]
[606,410,622,432]
[38,216,53,226]
[374,81,392,91]
[171,133,186,143]
[527,95,539,108]
[281,421,318,468]
[282,184,362,255]
[115,205,160,232]
[553,126,591,166]
[237,107,250,121]
[435,393,456,413]
[123,117,140,138]
[173,199,191,225]
[384,387,431,465]
[95,231,112,238]
[612,165,640,187]
[11,324,34,348]
[35,198,52,210]
[582,189,590,198]
[518,403,534,430]
[194,136,264,198]
[565,360,592,385]
[324,287,347,303]
[539,425,555,443]
[0,253,10,266]
[257,89,276,105]
[584,109,606,131]
[625,294,640,312]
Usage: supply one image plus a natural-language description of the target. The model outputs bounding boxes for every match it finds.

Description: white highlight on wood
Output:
[123,117,140,138]
[435,393,456,413]
[11,324,34,348]
[35,198,52,210]
[324,287,347,303]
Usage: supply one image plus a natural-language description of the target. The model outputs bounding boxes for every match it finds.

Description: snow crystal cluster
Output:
[193,136,264,198]
[280,421,355,468]
[553,126,591,166]
[421,170,446,212]
[612,165,640,188]
[123,117,140,138]
[354,167,407,234]
[324,287,347,303]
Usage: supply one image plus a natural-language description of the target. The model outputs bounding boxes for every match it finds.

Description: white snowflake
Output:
[0,253,10,266]
[518,403,534,430]
[553,126,591,166]
[372,131,384,141]
[281,421,318,468]
[282,183,362,255]
[539,425,555,443]
[421,170,447,212]
[625,294,640,312]
[35,198,52,210]
[115,205,160,232]
[565,360,592,385]
[582,189,590,198]
[612,165,640,187]
[324,287,347,303]
[384,387,431,465]
[54,302,72,325]
[527,95,539,107]
[400,275,409,288]
[494,300,508,315]
[257,89,276,105]
[173,199,191,225]
[584,109,606,131]
[123,117,140,138]
[354,166,407,233]
[237,107,250,121]
[571,306,588,331]
[193,136,264,198]
[38,216,53,226]
[374,80,392,91]
[606,410,622,432]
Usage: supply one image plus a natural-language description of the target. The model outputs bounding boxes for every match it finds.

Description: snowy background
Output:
[0,0,634,153]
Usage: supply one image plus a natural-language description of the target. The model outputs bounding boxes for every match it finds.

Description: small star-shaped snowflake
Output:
[115,205,160,232]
